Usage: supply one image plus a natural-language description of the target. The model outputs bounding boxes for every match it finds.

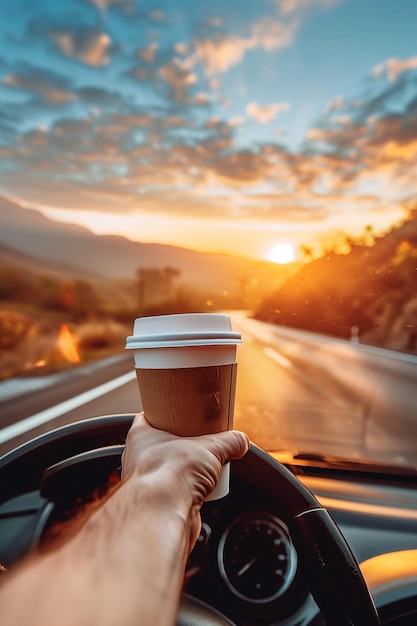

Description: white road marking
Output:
[0,370,136,444]
[263,347,292,368]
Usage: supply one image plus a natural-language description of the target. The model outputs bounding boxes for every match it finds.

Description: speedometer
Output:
[217,512,297,604]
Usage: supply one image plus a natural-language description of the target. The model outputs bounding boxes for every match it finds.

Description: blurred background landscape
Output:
[1,194,416,380]
[0,195,297,379]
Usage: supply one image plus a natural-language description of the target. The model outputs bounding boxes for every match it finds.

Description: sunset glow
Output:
[268,244,296,264]
[0,0,416,260]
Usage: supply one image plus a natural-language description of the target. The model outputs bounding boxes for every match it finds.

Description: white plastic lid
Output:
[125,313,242,350]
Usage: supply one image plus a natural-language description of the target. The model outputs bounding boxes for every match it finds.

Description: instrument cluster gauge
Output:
[217,512,297,604]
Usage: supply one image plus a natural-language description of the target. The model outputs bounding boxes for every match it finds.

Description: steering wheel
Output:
[0,414,381,626]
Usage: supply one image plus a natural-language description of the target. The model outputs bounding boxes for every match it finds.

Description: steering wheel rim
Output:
[0,414,381,626]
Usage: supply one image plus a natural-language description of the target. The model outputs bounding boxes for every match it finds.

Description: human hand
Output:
[121,412,250,551]
[0,415,248,626]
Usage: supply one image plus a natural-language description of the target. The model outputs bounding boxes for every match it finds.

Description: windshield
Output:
[0,0,416,471]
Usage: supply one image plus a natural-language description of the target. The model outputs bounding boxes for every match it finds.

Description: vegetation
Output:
[254,208,417,354]
[0,263,206,379]
[3,207,416,380]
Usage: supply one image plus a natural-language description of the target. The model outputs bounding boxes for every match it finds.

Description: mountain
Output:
[0,240,101,280]
[0,197,294,295]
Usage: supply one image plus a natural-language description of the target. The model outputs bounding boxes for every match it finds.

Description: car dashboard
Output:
[1,446,417,625]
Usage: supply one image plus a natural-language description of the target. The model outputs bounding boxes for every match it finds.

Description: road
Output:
[1,311,417,464]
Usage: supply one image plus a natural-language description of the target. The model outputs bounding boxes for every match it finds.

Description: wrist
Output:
[124,459,195,514]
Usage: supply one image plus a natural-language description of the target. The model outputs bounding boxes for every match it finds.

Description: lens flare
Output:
[57,324,80,363]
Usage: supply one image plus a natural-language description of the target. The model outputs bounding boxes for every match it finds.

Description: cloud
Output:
[119,1,337,114]
[149,9,167,22]
[174,42,188,56]
[0,110,412,229]
[188,5,305,78]
[273,0,342,16]
[1,0,415,233]
[129,67,151,81]
[128,43,206,106]
[2,46,416,224]
[195,92,209,105]
[76,86,127,109]
[228,117,245,127]
[304,81,417,199]
[372,56,417,82]
[137,41,159,63]
[246,101,290,123]
[0,82,414,224]
[191,18,296,76]
[158,59,197,103]
[251,17,295,51]
[325,95,344,114]
[383,138,417,160]
[84,0,135,13]
[192,34,251,75]
[49,28,111,66]
[2,65,76,105]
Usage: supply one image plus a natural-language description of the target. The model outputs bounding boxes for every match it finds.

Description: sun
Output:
[268,243,296,264]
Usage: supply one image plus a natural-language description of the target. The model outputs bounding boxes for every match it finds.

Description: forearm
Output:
[0,475,191,626]
[0,417,249,626]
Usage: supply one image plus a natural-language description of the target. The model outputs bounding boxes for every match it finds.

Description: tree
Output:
[137,266,181,314]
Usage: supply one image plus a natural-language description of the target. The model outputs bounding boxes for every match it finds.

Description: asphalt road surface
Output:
[1,311,417,465]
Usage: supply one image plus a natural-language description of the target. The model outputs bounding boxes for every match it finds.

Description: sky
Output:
[0,0,417,261]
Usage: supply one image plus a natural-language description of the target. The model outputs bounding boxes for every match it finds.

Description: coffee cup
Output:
[125,313,242,499]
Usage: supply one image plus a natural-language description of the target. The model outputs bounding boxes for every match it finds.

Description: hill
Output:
[254,210,417,353]
[0,196,302,378]
[0,240,101,280]
[0,196,296,299]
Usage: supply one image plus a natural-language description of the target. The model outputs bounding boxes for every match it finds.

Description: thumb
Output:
[204,430,250,467]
